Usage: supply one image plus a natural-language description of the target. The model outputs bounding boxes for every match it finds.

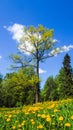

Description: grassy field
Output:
[0,98,73,130]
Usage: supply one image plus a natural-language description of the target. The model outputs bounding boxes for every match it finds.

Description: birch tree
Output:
[10,25,61,103]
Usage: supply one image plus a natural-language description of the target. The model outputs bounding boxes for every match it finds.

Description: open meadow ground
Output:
[0,98,73,130]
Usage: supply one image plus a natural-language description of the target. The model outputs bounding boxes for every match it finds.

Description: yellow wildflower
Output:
[37,114,41,117]
[18,124,22,128]
[12,126,16,129]
[31,121,35,124]
[58,116,64,121]
[54,109,60,112]
[41,114,46,118]
[37,125,43,129]
[65,123,71,127]
[21,121,25,126]
[30,119,34,122]
[71,115,73,120]
[46,116,51,122]
[6,118,11,122]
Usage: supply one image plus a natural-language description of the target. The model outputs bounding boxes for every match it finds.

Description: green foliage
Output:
[1,68,36,107]
[41,76,58,101]
[55,53,73,99]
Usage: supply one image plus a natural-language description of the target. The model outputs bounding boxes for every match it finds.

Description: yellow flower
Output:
[49,104,55,109]
[41,114,46,118]
[31,121,35,125]
[30,119,34,122]
[46,116,51,122]
[37,114,41,117]
[18,124,22,128]
[25,112,29,115]
[12,126,16,129]
[54,109,60,112]
[58,116,64,121]
[65,123,71,127]
[21,121,25,126]
[37,125,43,129]
[8,114,12,118]
[6,118,11,122]
[71,115,73,120]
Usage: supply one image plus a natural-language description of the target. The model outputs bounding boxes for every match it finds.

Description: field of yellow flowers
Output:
[0,98,73,130]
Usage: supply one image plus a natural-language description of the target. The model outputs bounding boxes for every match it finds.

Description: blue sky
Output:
[0,0,73,87]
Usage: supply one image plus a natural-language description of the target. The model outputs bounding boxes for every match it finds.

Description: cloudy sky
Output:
[0,0,73,87]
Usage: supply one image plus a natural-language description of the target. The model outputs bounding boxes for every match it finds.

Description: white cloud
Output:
[4,23,24,42]
[52,39,58,43]
[39,68,47,74]
[0,56,2,59]
[49,45,73,56]
[60,45,73,52]
[4,23,37,55]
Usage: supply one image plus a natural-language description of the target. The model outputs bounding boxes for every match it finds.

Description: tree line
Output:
[0,25,73,107]
[0,53,73,107]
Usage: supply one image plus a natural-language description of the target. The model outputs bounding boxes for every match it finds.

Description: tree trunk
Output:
[35,50,40,103]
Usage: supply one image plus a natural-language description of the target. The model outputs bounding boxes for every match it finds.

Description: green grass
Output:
[0,98,73,130]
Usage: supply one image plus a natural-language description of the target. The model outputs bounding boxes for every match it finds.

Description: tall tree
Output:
[10,25,62,103]
[56,53,73,98]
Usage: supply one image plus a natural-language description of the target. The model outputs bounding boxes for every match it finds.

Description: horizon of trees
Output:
[0,53,73,107]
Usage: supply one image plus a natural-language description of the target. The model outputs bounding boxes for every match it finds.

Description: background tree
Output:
[2,68,36,107]
[41,76,58,101]
[9,25,63,103]
[55,53,73,99]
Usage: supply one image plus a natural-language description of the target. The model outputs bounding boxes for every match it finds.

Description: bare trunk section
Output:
[35,49,40,103]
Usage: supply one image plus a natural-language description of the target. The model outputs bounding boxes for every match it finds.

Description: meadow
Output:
[0,98,73,130]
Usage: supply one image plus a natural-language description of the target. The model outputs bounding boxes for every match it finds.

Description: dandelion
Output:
[58,116,64,121]
[71,115,73,120]
[46,116,51,122]
[6,118,11,122]
[65,123,71,127]
[49,104,55,109]
[41,114,46,118]
[37,125,43,129]
[12,125,16,129]
[37,114,41,117]
[21,121,25,126]
[54,109,60,112]
[31,121,35,124]
[8,114,12,118]
[30,119,34,122]
[18,124,22,128]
